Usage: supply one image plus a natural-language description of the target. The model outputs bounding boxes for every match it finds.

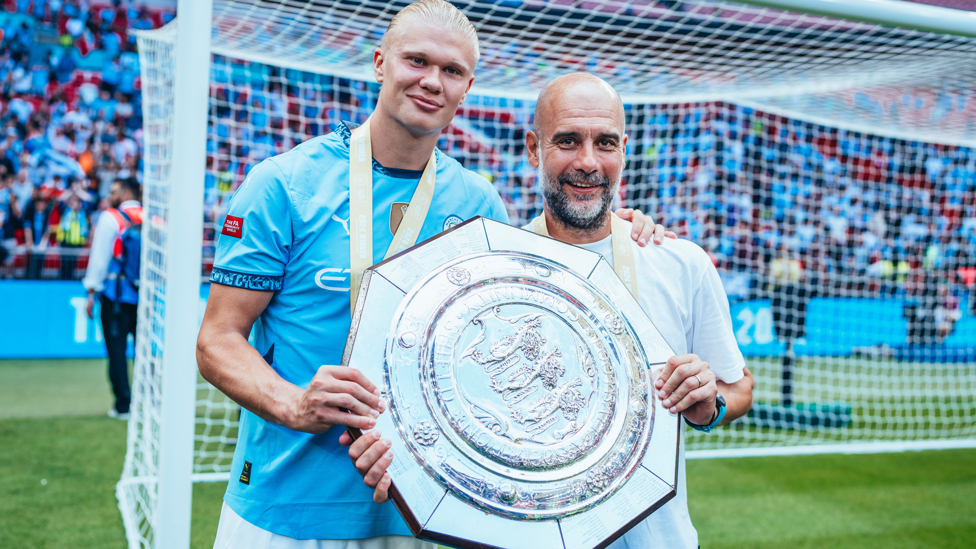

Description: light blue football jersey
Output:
[210,121,510,539]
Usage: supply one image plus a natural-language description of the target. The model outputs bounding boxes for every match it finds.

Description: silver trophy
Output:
[343,217,679,549]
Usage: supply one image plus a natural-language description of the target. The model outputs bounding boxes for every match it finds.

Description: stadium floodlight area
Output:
[122,0,976,547]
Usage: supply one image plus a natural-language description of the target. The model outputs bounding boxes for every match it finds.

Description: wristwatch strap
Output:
[685,395,727,433]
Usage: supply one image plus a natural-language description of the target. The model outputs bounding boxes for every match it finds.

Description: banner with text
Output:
[0,281,210,359]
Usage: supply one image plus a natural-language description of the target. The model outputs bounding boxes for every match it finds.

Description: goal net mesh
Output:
[119,22,178,549]
[123,0,976,544]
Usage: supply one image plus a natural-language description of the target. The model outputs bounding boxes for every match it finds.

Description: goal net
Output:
[118,22,177,549]
[122,0,976,545]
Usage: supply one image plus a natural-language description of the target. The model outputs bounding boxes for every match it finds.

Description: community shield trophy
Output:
[342,217,680,549]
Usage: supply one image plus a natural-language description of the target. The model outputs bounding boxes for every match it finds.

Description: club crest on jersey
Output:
[389,202,409,235]
[221,215,243,238]
[443,215,463,231]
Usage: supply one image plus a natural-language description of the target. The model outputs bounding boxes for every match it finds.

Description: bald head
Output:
[534,73,624,140]
[527,73,628,238]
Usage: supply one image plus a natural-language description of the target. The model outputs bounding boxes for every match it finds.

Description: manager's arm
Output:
[717,366,754,425]
[655,356,754,427]
[196,283,384,433]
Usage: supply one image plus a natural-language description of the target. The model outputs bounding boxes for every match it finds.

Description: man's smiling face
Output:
[529,76,627,232]
[374,19,477,137]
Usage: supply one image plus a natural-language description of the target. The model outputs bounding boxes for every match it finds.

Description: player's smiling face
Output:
[529,80,627,231]
[374,21,477,136]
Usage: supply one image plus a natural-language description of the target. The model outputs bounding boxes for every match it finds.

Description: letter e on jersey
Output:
[222,215,244,238]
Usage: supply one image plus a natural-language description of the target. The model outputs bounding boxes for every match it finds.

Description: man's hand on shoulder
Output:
[654,354,718,426]
[614,208,677,247]
[339,429,394,503]
[283,366,386,434]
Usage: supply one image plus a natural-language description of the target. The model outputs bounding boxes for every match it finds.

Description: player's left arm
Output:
[615,208,676,247]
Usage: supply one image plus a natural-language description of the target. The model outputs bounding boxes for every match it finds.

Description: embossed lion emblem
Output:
[491,347,562,392]
[512,377,586,440]
[460,309,545,366]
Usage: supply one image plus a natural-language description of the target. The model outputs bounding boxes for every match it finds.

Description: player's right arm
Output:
[196,159,383,434]
[197,285,383,433]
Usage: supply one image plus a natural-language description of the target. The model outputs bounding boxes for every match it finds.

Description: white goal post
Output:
[118,1,211,548]
[121,0,976,547]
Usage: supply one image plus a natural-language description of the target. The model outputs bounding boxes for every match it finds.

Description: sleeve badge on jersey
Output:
[222,215,244,238]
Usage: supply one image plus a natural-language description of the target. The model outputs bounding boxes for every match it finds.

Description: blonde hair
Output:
[382,0,480,60]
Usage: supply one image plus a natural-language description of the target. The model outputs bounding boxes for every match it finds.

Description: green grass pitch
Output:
[1,359,974,548]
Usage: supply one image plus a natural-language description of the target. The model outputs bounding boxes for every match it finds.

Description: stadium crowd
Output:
[626,103,976,300]
[0,1,171,279]
[3,3,974,336]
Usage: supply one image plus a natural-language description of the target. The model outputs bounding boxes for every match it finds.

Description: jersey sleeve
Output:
[210,159,292,291]
[691,262,746,384]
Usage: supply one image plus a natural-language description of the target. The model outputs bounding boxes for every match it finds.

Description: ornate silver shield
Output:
[342,217,679,549]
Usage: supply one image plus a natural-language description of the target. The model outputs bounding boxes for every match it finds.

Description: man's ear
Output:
[373,48,385,83]
[622,133,629,169]
[526,130,541,169]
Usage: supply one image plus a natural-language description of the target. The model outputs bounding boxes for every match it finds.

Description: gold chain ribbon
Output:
[349,118,437,314]
[531,214,638,300]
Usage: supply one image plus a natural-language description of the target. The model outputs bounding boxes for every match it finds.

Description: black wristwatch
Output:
[686,393,727,433]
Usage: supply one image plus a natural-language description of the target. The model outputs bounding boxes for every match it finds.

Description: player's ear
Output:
[373,48,385,83]
[526,130,541,169]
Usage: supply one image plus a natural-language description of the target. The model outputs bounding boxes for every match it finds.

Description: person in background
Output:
[23,185,55,279]
[82,176,142,420]
[54,191,88,280]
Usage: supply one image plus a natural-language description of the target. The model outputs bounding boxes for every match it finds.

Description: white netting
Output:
[210,0,976,145]
[117,21,178,549]
[126,0,976,546]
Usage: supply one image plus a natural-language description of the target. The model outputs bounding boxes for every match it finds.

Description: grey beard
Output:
[540,167,615,232]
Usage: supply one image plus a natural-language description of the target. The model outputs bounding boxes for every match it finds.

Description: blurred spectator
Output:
[22,185,54,278]
[82,176,143,419]
[54,190,87,278]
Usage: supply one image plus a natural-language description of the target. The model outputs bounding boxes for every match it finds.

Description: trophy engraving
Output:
[446,266,471,286]
[413,420,439,446]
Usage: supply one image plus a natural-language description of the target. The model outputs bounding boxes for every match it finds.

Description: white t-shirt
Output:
[571,221,746,549]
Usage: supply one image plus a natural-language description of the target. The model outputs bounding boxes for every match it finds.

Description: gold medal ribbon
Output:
[349,117,437,314]
[531,214,638,300]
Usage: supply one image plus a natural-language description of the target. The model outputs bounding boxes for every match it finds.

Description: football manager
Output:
[196,2,666,547]
[350,71,755,548]
[526,73,755,547]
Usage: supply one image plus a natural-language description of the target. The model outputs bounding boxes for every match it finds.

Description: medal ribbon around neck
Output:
[532,213,638,300]
[348,117,437,315]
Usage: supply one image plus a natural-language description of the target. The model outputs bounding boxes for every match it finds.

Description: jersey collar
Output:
[335,120,441,178]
